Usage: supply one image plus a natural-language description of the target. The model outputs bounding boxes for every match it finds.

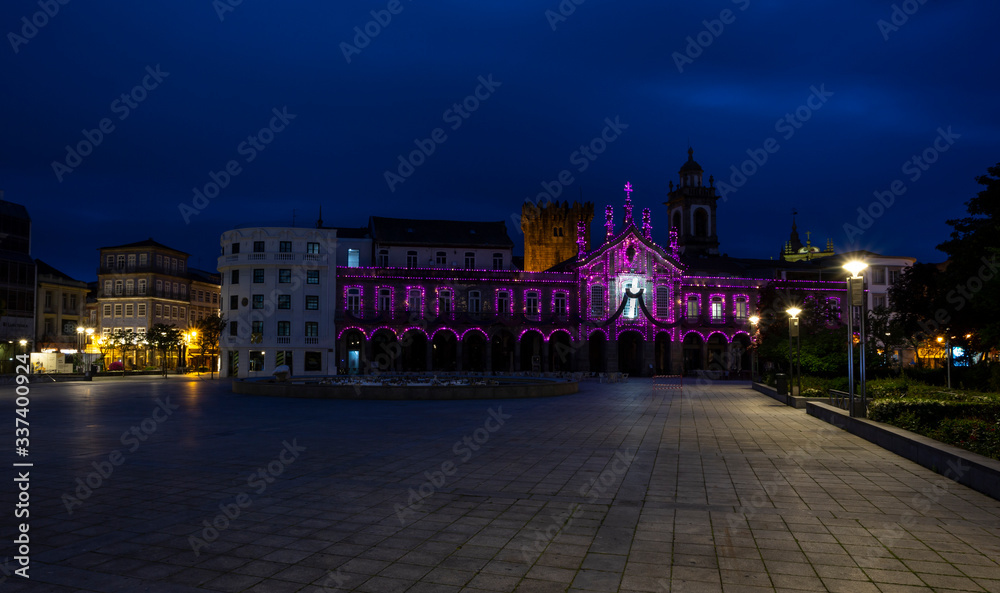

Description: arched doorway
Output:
[588,331,606,373]
[431,330,457,371]
[400,329,427,372]
[549,331,573,372]
[683,333,703,373]
[731,334,752,375]
[463,331,487,372]
[370,329,399,373]
[618,331,644,376]
[491,330,515,373]
[654,332,671,375]
[520,330,544,372]
[707,333,728,372]
[341,329,365,375]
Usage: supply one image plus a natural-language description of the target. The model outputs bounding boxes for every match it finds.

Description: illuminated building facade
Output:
[34,259,89,353]
[0,193,35,367]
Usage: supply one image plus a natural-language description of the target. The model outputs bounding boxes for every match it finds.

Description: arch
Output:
[682,332,703,372]
[706,331,730,344]
[693,207,709,238]
[460,327,488,340]
[462,331,487,372]
[706,333,728,372]
[588,331,607,372]
[548,331,573,372]
[520,329,545,372]
[340,329,366,375]
[491,329,515,373]
[654,332,671,375]
[429,327,458,340]
[370,329,399,373]
[400,329,428,372]
[617,330,644,377]
[431,330,457,371]
[336,325,369,340]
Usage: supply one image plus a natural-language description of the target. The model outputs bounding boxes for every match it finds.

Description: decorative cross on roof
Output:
[624,181,633,199]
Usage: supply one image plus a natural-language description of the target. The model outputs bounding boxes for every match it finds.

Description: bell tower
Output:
[664,148,720,257]
[522,200,594,271]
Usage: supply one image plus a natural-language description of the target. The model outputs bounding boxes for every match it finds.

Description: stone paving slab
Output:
[2,377,1000,592]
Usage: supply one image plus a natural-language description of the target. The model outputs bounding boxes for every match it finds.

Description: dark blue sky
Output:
[3,0,997,281]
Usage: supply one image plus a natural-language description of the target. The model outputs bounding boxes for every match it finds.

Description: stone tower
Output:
[664,148,720,257]
[522,200,594,271]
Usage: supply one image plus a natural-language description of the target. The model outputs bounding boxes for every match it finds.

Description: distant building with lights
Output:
[0,192,35,370]
[34,260,88,354]
[219,150,907,378]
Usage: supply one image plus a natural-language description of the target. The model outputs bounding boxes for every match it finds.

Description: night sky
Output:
[2,1,997,282]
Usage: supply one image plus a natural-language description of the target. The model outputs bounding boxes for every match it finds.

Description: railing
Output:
[304,337,319,344]
[276,337,290,344]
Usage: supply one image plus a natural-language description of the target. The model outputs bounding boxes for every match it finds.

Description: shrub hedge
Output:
[868,398,1000,460]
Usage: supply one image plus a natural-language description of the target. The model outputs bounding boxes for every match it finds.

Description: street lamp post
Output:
[749,315,760,382]
[844,261,868,417]
[937,336,951,389]
[786,308,801,397]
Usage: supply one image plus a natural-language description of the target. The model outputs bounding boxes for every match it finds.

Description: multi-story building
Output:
[217,227,337,378]
[0,192,35,369]
[96,238,220,367]
[34,260,89,352]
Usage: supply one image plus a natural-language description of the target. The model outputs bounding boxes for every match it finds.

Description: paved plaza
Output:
[4,376,1000,592]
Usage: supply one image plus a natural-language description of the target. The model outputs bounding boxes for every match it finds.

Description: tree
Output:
[196,315,226,379]
[754,284,848,376]
[111,329,140,376]
[936,161,1000,349]
[147,324,181,378]
[867,305,907,372]
[887,262,946,367]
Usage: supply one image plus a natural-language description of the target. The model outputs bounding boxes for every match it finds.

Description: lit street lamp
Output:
[844,260,868,417]
[786,307,802,397]
[748,315,760,382]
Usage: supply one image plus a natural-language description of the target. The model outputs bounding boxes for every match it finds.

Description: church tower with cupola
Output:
[664,148,720,258]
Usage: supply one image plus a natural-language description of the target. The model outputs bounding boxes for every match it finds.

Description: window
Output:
[229,321,239,336]
[497,290,511,315]
[306,295,319,310]
[156,254,162,267]
[278,269,291,283]
[156,280,162,295]
[436,251,447,266]
[406,251,418,268]
[589,285,604,316]
[553,292,566,316]
[252,320,264,335]
[125,304,134,317]
[253,241,265,253]
[106,255,113,269]
[230,295,238,310]
[277,321,291,336]
[468,290,481,314]
[553,227,563,237]
[621,279,638,319]
[307,270,319,284]
[278,295,291,309]
[172,306,178,318]
[378,288,392,311]
[735,297,748,321]
[125,280,133,296]
[212,293,218,304]
[114,304,123,317]
[231,243,240,254]
[138,304,146,317]
[179,306,186,319]
[279,241,292,253]
[872,268,886,284]
[687,296,699,319]
[377,249,389,267]
[117,255,125,269]
[656,286,670,318]
[304,351,322,371]
[252,295,264,309]
[888,269,900,284]
[464,252,475,269]
[127,254,135,269]
[493,253,503,270]
[407,289,422,312]
[231,269,239,284]
[253,269,264,283]
[138,279,146,295]
[104,280,112,296]
[115,280,123,295]
[348,249,360,268]
[346,288,361,313]
[710,297,724,322]
[307,242,320,254]
[525,291,539,316]
[249,350,264,372]
[874,294,886,309]
[103,304,111,317]
[438,290,452,315]
[305,322,319,337]
[156,304,163,317]
[139,253,148,266]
